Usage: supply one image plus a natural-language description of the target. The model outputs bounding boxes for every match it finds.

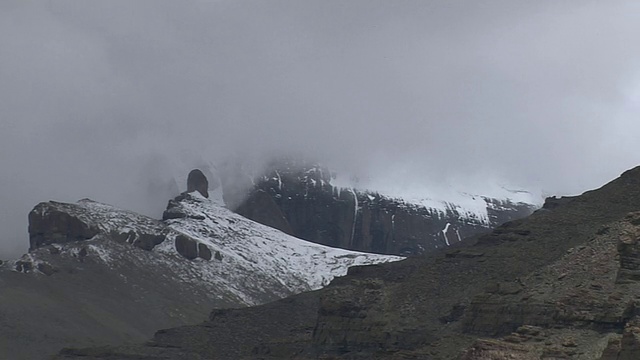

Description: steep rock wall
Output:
[233,163,537,256]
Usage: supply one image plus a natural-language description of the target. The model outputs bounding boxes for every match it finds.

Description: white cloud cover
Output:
[1,0,640,256]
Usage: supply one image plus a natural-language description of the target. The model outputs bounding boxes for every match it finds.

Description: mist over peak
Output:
[2,1,640,257]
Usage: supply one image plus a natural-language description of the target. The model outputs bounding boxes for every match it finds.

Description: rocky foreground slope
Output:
[227,159,537,256]
[0,174,401,359]
[56,166,640,359]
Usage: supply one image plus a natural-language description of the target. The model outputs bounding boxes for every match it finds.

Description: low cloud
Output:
[1,1,640,257]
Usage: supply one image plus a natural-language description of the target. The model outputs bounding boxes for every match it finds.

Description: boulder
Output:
[175,235,198,260]
[198,243,212,260]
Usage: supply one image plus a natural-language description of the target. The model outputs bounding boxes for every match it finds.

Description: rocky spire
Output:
[187,169,209,198]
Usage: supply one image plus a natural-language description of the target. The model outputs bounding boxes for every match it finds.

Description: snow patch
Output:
[442,223,451,246]
[349,188,358,244]
[275,170,283,190]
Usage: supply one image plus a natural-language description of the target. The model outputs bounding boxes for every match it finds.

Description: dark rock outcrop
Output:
[542,195,577,210]
[187,169,209,198]
[600,318,640,360]
[28,200,167,252]
[131,233,166,251]
[616,215,640,283]
[163,195,205,221]
[29,193,210,262]
[174,234,212,261]
[175,235,198,260]
[234,189,294,235]
[198,243,212,260]
[29,202,100,250]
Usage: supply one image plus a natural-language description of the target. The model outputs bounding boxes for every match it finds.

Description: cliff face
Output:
[233,161,537,255]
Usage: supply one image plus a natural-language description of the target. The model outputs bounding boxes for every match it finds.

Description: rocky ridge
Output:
[55,166,640,359]
[0,171,401,359]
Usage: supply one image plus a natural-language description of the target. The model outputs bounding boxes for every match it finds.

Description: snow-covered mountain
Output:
[228,159,539,255]
[1,184,401,359]
[137,156,538,256]
[21,192,402,305]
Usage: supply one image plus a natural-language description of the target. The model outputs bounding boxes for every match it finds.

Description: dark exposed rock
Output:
[133,234,166,251]
[439,304,466,324]
[312,278,393,354]
[37,262,57,276]
[476,219,534,245]
[542,195,576,210]
[463,297,558,336]
[162,206,187,220]
[600,318,640,360]
[187,169,209,198]
[616,214,640,284]
[459,338,535,360]
[110,230,165,251]
[15,260,33,273]
[28,200,167,252]
[232,160,537,256]
[445,249,484,258]
[175,235,198,260]
[214,251,223,261]
[172,234,213,261]
[163,196,205,221]
[28,202,100,250]
[463,220,635,338]
[198,243,212,260]
[57,346,201,359]
[234,189,294,235]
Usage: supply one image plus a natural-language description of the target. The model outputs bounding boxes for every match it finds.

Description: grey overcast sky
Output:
[1,1,640,257]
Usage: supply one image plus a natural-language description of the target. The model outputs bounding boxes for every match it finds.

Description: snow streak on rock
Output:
[442,223,452,246]
[349,188,358,244]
